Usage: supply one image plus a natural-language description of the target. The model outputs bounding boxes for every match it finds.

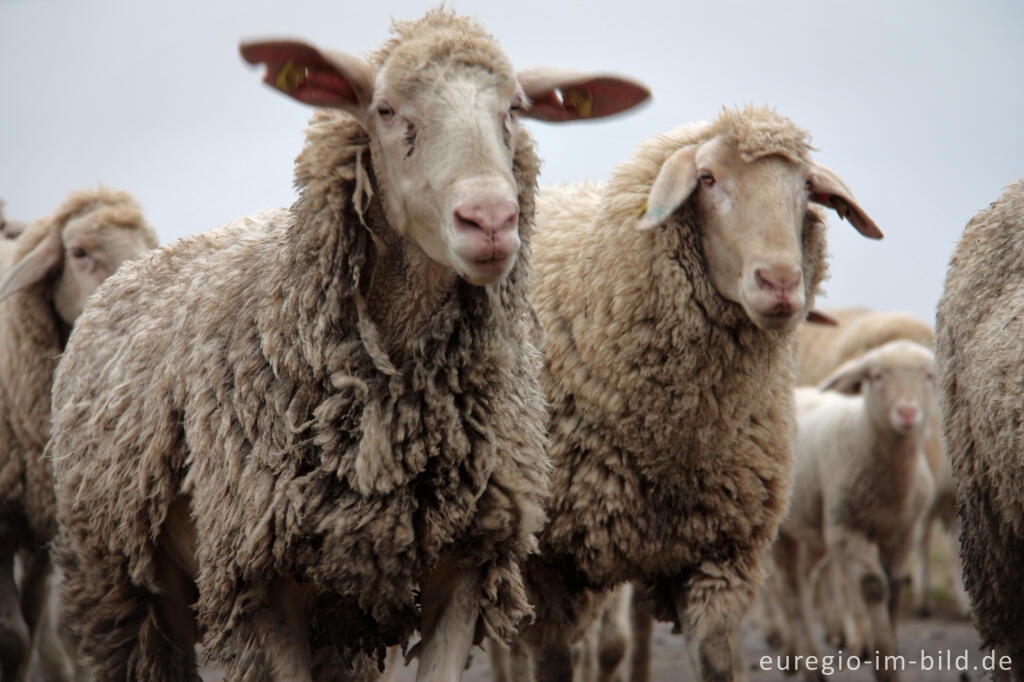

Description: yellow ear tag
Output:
[564,88,594,118]
[637,201,649,218]
[829,196,850,221]
[276,60,308,93]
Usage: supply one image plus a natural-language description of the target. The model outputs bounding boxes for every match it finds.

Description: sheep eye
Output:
[377,103,395,121]
[509,97,522,115]
[698,170,715,187]
[70,247,88,259]
[870,371,885,382]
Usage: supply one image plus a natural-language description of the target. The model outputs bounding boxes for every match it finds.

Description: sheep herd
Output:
[0,8,1020,682]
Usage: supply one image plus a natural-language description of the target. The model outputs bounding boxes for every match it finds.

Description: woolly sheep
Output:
[794,309,966,620]
[516,105,882,682]
[0,187,157,682]
[935,179,1024,680]
[47,10,650,682]
[772,340,936,682]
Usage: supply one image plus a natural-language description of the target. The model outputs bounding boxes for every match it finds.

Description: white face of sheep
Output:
[0,211,156,324]
[821,340,937,436]
[240,39,650,286]
[638,133,882,330]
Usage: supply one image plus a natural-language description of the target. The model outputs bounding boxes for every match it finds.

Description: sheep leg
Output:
[818,558,847,649]
[596,583,632,682]
[628,594,652,682]
[0,547,30,682]
[576,618,598,682]
[415,554,480,682]
[671,575,748,682]
[914,516,935,617]
[768,537,822,682]
[830,532,898,682]
[488,639,512,682]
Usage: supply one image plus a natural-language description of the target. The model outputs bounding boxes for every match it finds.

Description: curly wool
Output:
[936,179,1024,662]
[528,106,829,626]
[0,188,155,548]
[51,110,549,675]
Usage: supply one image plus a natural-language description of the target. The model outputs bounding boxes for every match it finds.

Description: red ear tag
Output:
[276,60,308,93]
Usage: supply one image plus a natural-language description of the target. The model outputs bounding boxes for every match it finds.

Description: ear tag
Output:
[564,88,594,117]
[829,196,850,221]
[276,60,308,93]
[637,202,649,218]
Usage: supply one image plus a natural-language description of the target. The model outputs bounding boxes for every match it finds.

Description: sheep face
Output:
[0,193,157,325]
[821,340,936,436]
[240,20,649,287]
[52,213,156,323]
[638,122,881,331]
[364,58,526,286]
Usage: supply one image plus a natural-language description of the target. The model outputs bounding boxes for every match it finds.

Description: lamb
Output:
[935,179,1024,680]
[793,309,966,620]
[771,340,936,682]
[46,10,650,682]
[0,187,157,682]
[515,105,882,682]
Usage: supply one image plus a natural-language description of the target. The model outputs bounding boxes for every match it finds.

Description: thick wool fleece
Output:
[0,189,156,549]
[936,179,1024,664]
[528,107,829,629]
[51,108,548,679]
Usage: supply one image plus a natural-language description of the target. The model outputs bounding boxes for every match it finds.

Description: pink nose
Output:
[454,199,518,236]
[896,405,920,425]
[755,264,802,296]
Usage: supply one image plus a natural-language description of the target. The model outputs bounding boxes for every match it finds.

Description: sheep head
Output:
[0,189,158,324]
[821,340,936,436]
[240,11,649,287]
[638,108,881,331]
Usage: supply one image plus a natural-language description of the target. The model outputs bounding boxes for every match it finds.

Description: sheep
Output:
[935,178,1024,680]
[793,309,966,621]
[0,187,157,682]
[1,198,27,240]
[514,105,882,682]
[46,10,651,682]
[772,340,936,682]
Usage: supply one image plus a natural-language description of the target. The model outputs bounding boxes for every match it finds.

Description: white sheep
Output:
[46,10,650,682]
[794,308,967,622]
[772,340,936,682]
[935,178,1024,680]
[516,105,881,682]
[0,187,157,682]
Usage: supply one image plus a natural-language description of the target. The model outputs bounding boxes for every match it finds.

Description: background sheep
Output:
[771,340,936,682]
[518,105,881,682]
[936,178,1024,681]
[47,10,650,682]
[0,198,27,240]
[0,187,157,682]
[793,308,966,621]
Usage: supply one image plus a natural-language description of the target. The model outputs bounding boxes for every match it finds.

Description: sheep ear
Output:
[820,356,869,395]
[636,146,698,231]
[806,309,839,326]
[0,229,63,304]
[240,40,375,121]
[517,68,650,122]
[808,164,884,239]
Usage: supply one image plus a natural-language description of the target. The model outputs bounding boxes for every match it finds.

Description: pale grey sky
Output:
[2,0,1022,324]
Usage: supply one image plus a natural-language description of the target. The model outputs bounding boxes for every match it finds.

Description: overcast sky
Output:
[2,0,1022,325]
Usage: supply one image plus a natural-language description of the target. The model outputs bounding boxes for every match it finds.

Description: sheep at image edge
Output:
[936,178,1024,682]
[46,9,650,682]
[0,187,157,682]
[514,106,883,682]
